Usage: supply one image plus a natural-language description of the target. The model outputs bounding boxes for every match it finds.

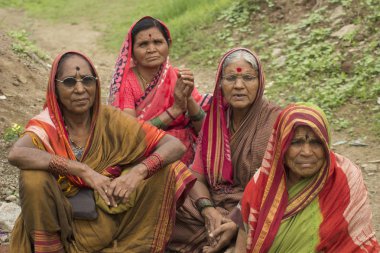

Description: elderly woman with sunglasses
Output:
[8,51,196,253]
[233,103,379,252]
[109,16,211,166]
[167,48,281,253]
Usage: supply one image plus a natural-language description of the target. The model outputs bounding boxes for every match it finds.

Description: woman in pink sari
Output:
[109,16,211,165]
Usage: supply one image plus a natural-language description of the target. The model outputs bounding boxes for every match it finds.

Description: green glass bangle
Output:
[150,117,167,129]
[189,108,206,122]
[195,197,214,212]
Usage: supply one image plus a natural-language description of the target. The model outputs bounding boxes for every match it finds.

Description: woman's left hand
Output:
[203,218,238,253]
[202,207,224,246]
[106,164,146,205]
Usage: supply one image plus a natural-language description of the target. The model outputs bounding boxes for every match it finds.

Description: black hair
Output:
[131,17,170,47]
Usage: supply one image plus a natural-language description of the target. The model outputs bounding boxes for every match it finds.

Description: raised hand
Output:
[173,71,188,112]
[178,68,195,98]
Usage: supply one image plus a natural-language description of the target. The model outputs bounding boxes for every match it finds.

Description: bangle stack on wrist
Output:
[141,153,164,179]
[189,108,206,122]
[195,197,214,212]
[165,109,177,121]
[48,155,69,176]
[150,117,167,129]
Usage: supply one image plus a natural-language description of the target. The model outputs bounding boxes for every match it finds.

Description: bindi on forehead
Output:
[75,66,81,76]
[236,67,242,72]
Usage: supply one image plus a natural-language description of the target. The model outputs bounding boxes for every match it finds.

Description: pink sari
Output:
[109,16,211,165]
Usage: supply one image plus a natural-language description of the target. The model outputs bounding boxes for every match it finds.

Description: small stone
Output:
[331,24,359,39]
[362,164,378,172]
[5,195,17,202]
[0,230,9,243]
[17,74,27,84]
[272,48,283,58]
[275,55,287,67]
[0,202,21,232]
[330,6,345,20]
[349,139,368,146]
[332,140,347,146]
[0,95,6,100]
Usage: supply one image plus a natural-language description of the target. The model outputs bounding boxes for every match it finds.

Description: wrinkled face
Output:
[285,125,326,183]
[132,27,169,69]
[55,55,96,115]
[221,58,259,110]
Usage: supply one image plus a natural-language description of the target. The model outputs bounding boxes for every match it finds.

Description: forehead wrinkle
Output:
[293,126,317,140]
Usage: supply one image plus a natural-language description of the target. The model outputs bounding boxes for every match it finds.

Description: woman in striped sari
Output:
[235,103,379,252]
[167,48,281,252]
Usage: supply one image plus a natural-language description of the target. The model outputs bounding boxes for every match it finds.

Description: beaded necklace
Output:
[64,121,85,160]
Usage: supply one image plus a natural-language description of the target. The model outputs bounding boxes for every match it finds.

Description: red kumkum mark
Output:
[236,67,242,72]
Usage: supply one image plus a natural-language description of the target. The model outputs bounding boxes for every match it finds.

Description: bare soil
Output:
[0,6,378,250]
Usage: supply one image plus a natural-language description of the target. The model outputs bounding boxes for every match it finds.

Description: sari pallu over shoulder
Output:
[167,48,280,253]
[12,50,197,252]
[25,50,165,195]
[108,16,211,165]
[239,103,379,253]
[192,47,281,190]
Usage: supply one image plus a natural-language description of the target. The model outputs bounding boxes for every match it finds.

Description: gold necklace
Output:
[136,69,148,89]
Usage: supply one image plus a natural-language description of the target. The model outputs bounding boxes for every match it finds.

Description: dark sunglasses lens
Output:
[62,77,77,87]
[82,76,96,86]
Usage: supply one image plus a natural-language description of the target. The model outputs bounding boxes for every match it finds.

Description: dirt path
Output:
[0,7,378,249]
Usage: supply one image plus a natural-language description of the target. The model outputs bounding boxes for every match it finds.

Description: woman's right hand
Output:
[202,207,224,246]
[173,73,188,112]
[81,165,113,206]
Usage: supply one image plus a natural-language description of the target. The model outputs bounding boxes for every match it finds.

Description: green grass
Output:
[7,29,49,60]
[2,123,23,142]
[1,0,379,135]
[0,0,235,54]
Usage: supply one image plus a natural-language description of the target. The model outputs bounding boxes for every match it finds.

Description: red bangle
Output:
[48,155,69,176]
[166,109,176,121]
[141,153,164,179]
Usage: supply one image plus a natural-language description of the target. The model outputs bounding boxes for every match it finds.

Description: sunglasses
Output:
[56,76,97,88]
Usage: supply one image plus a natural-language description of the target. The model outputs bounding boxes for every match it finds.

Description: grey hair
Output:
[222,50,258,75]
